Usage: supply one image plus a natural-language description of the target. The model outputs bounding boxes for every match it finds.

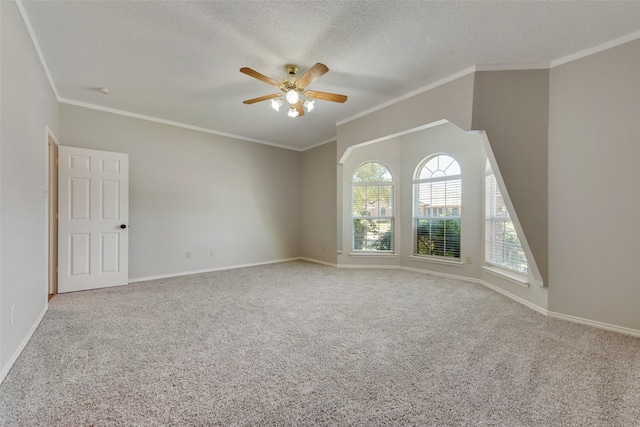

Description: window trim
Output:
[351,161,395,253]
[412,154,462,260]
[410,255,464,267]
[482,265,529,287]
[484,161,528,276]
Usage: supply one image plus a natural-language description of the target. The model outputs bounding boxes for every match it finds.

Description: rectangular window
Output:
[485,166,528,275]
[353,184,394,251]
[413,162,462,260]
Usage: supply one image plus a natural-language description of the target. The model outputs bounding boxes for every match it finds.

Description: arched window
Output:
[413,154,461,259]
[352,162,394,251]
[485,160,528,274]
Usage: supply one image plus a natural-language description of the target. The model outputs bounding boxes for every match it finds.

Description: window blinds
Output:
[485,167,528,274]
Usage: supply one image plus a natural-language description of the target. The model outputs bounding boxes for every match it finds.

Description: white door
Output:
[58,146,129,293]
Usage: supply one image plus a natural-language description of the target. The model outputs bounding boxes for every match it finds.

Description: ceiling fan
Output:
[240,63,347,117]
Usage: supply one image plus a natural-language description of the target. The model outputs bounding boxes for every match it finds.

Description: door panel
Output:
[69,233,90,276]
[58,146,129,293]
[100,233,120,273]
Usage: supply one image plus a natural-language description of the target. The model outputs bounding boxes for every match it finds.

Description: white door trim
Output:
[45,127,59,296]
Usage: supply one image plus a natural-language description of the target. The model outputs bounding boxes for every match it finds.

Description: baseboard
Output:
[338,263,404,269]
[396,265,549,316]
[475,279,548,316]
[337,262,551,315]
[547,311,640,338]
[128,257,301,283]
[298,257,337,267]
[0,304,48,385]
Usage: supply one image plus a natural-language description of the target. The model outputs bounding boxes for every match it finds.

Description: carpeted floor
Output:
[0,261,639,426]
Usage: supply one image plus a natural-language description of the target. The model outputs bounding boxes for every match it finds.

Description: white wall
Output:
[59,104,301,281]
[1,1,58,376]
[548,39,640,331]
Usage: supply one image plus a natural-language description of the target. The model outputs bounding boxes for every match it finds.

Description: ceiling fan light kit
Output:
[240,63,347,118]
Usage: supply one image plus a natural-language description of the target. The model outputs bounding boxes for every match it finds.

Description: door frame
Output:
[45,127,59,297]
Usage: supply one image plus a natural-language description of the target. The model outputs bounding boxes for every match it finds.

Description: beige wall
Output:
[548,39,640,331]
[472,70,549,284]
[59,104,301,280]
[300,142,337,264]
[1,1,59,373]
[336,73,475,162]
[337,48,640,331]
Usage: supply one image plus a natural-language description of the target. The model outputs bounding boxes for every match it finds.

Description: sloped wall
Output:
[472,70,549,284]
[337,73,475,162]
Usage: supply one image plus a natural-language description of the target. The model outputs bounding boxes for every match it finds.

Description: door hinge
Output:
[55,212,59,220]
[55,157,59,166]
[55,266,59,274]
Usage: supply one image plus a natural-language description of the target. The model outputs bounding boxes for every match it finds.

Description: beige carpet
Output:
[1,261,639,426]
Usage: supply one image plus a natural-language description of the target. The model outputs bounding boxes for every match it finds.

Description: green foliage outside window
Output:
[352,162,393,252]
[372,229,393,251]
[415,219,460,258]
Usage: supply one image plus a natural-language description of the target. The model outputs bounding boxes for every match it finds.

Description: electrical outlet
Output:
[10,305,15,324]
[210,249,215,257]
[466,256,472,264]
[186,251,191,259]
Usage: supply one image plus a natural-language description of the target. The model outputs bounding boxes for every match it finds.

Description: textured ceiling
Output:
[19,1,640,150]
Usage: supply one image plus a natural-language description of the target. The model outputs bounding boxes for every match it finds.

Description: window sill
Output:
[349,252,398,258]
[482,266,529,288]
[410,255,464,267]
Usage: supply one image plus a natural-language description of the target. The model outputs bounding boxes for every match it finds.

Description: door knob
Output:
[120,224,127,229]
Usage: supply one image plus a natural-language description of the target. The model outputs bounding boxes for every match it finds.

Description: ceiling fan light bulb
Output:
[271,98,283,111]
[287,107,299,118]
[285,89,299,105]
[303,99,315,112]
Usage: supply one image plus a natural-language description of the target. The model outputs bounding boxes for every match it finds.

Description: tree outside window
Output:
[352,162,394,251]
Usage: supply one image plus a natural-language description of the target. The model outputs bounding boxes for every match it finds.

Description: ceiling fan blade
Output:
[305,90,348,103]
[296,63,329,88]
[239,67,282,88]
[242,93,281,104]
[295,100,305,117]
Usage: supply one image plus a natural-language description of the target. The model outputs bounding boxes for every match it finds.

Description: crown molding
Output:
[58,99,302,152]
[475,62,550,71]
[15,0,59,99]
[336,66,477,127]
[550,29,640,68]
